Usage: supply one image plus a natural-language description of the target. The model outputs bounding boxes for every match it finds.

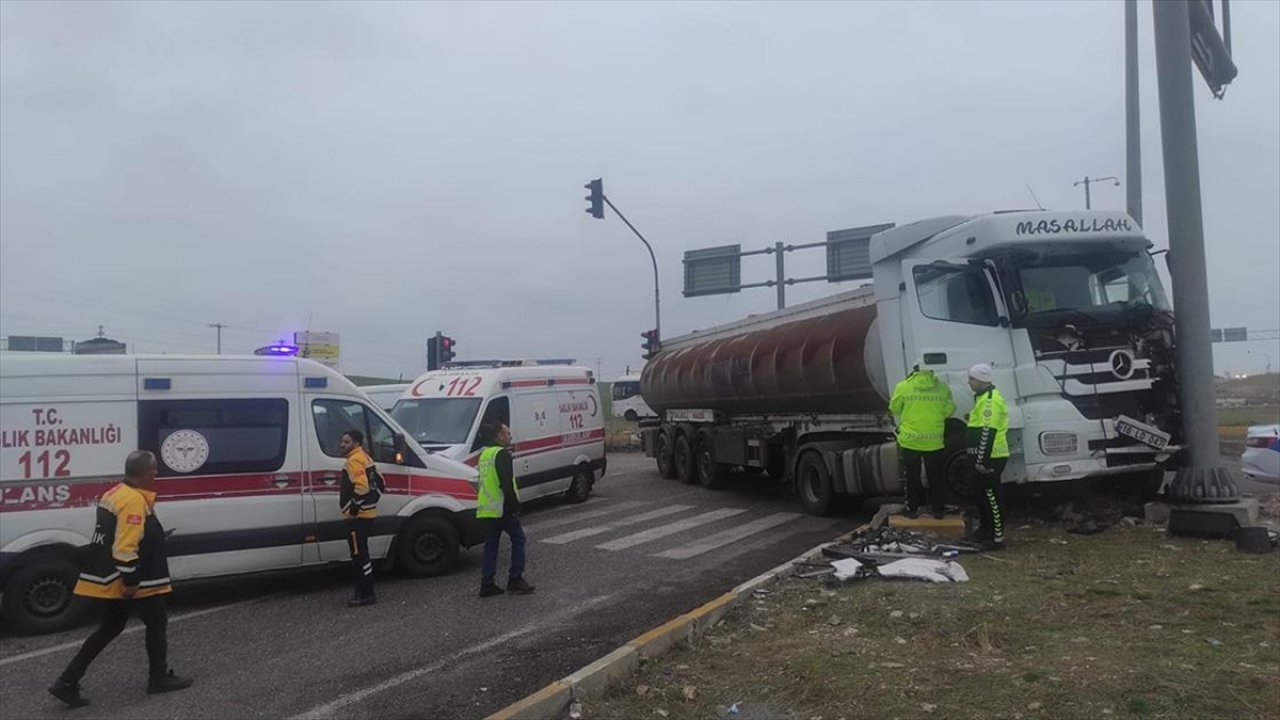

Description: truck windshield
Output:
[390,398,482,445]
[1014,249,1169,319]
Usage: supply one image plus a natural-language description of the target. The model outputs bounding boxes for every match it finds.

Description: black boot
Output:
[507,577,536,594]
[147,669,194,695]
[479,583,505,598]
[48,679,90,708]
[347,593,377,608]
[901,505,919,519]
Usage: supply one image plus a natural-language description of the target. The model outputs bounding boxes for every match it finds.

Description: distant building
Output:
[73,325,127,355]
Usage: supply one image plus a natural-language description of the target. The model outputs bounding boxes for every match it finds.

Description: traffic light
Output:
[584,178,604,219]
[426,336,440,371]
[641,329,659,361]
[440,335,456,364]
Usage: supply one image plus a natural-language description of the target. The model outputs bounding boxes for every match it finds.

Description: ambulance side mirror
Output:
[393,433,408,465]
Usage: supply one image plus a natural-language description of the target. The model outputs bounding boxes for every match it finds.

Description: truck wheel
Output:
[943,450,977,500]
[696,437,726,490]
[2,556,88,635]
[674,434,697,484]
[655,431,676,479]
[565,464,594,503]
[396,514,460,577]
[797,452,835,516]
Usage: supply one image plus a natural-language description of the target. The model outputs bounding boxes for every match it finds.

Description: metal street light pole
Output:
[1073,175,1120,209]
[208,323,225,354]
[1153,0,1237,501]
[601,195,661,343]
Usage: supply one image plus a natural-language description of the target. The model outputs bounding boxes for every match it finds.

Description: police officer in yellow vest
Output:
[49,450,193,708]
[889,362,956,519]
[966,363,1009,550]
[477,422,535,597]
[340,429,383,607]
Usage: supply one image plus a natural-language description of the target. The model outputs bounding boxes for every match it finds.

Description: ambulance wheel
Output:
[655,431,676,479]
[565,465,594,503]
[696,435,726,489]
[796,451,835,516]
[397,515,459,578]
[2,556,87,635]
[674,434,697,484]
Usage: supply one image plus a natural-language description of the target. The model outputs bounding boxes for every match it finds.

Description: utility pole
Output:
[208,323,226,354]
[1072,175,1120,209]
[1152,0,1237,501]
[1125,0,1143,226]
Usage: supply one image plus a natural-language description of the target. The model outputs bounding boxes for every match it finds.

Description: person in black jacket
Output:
[49,450,193,708]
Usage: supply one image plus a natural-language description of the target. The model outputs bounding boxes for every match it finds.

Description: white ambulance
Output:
[361,383,411,412]
[0,355,483,634]
[390,364,606,503]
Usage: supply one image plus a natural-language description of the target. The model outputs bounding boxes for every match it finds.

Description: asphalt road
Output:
[0,452,857,719]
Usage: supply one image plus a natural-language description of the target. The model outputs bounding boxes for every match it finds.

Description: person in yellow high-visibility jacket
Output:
[476,422,535,598]
[50,450,193,708]
[889,363,956,519]
[340,430,384,607]
[966,363,1009,550]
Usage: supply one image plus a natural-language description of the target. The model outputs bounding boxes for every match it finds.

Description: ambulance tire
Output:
[674,434,697,485]
[397,515,460,578]
[2,555,88,635]
[565,464,594,503]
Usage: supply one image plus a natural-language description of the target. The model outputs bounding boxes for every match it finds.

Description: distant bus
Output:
[611,374,656,421]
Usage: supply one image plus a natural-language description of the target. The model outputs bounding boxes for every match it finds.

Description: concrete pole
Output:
[1152,0,1237,501]
[1125,0,1143,226]
[775,241,786,310]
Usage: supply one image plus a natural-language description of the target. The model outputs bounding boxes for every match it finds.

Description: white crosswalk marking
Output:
[595,508,747,551]
[540,504,696,544]
[522,500,648,532]
[653,512,804,559]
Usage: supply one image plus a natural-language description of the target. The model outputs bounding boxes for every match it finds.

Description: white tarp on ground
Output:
[831,557,969,583]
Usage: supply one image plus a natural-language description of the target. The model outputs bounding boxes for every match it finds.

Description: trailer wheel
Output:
[655,431,676,479]
[1,555,88,635]
[673,434,697,484]
[796,451,835,516]
[695,434,726,490]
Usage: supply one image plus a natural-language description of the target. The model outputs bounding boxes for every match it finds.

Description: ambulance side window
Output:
[470,397,510,452]
[139,398,289,477]
[311,400,404,465]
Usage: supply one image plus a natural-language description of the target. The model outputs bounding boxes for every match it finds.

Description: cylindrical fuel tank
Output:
[641,305,889,416]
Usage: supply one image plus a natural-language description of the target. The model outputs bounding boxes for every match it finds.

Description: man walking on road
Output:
[49,450,193,708]
[890,361,955,519]
[477,422,535,598]
[340,429,383,607]
[966,363,1009,550]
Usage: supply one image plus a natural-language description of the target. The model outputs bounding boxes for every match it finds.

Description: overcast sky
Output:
[2,0,1277,380]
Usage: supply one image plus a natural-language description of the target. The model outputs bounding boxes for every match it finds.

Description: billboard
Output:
[295,331,340,368]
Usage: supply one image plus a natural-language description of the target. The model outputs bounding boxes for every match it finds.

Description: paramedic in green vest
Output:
[889,362,956,519]
[967,363,1009,550]
[476,422,535,597]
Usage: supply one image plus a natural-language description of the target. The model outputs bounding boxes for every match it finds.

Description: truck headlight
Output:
[1040,431,1079,455]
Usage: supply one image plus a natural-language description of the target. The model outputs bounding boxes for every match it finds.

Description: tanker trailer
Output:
[638,286,963,516]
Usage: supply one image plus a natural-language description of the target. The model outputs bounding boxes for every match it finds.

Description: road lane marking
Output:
[540,505,695,544]
[522,501,647,533]
[653,512,804,560]
[0,598,259,667]
[595,508,747,551]
[289,594,615,719]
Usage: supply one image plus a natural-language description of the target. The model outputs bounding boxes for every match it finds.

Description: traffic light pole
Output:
[602,196,661,343]
[1152,0,1237,502]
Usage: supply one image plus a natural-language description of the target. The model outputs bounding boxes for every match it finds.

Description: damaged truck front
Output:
[639,210,1182,515]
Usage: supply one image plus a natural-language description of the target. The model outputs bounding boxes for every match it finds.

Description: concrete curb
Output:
[484,527,861,720]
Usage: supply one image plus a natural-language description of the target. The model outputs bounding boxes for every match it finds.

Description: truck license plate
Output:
[1115,415,1171,451]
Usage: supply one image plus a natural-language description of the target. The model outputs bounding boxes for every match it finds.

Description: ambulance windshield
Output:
[391,398,482,445]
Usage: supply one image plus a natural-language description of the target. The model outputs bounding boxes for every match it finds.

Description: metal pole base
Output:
[1166,466,1240,502]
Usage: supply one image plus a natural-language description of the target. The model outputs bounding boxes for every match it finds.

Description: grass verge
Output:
[583,525,1280,720]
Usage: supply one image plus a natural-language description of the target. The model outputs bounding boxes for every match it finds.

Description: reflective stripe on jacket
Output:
[889,370,956,452]
[75,482,172,600]
[966,386,1010,462]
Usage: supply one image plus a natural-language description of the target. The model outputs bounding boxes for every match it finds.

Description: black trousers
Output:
[61,595,168,683]
[900,447,947,514]
[972,458,1008,541]
[348,517,374,598]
